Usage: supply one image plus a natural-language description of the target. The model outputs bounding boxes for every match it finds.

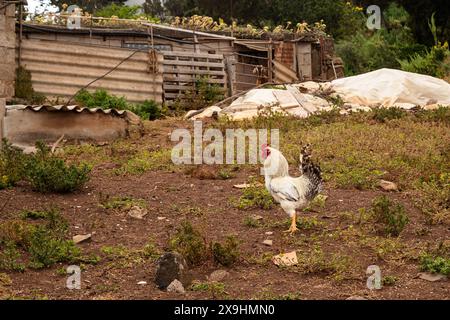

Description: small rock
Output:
[346,295,367,300]
[128,206,148,220]
[263,240,273,246]
[72,234,91,244]
[155,252,190,289]
[167,279,185,294]
[417,272,447,282]
[379,180,398,192]
[272,251,298,267]
[233,183,251,189]
[251,215,263,221]
[208,270,230,282]
[157,216,167,221]
[265,231,273,236]
[137,281,147,286]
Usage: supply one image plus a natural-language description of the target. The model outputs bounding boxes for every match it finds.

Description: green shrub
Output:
[28,226,81,269]
[0,209,91,270]
[235,184,273,210]
[169,221,207,266]
[0,139,26,189]
[0,241,26,272]
[75,89,163,120]
[25,141,91,193]
[371,107,407,123]
[419,254,450,275]
[211,235,240,267]
[172,77,224,112]
[370,195,409,236]
[417,173,450,225]
[74,89,129,110]
[14,66,46,104]
[130,100,163,120]
[398,14,449,78]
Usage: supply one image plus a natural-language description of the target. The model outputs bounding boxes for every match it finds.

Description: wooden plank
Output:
[163,76,226,84]
[163,68,225,76]
[273,60,299,83]
[161,51,224,60]
[163,60,225,68]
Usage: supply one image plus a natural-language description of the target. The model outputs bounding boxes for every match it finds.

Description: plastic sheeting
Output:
[187,68,450,120]
[331,68,450,107]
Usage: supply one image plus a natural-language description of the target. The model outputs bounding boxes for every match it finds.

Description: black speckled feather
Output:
[300,144,322,200]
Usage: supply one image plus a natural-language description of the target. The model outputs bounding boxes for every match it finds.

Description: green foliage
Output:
[398,13,449,77]
[234,184,273,210]
[398,43,449,78]
[370,196,409,237]
[95,3,140,19]
[25,141,91,193]
[0,209,93,270]
[211,235,240,267]
[116,148,173,175]
[0,242,26,272]
[14,66,46,104]
[0,139,26,190]
[75,89,163,120]
[371,107,407,123]
[172,77,224,112]
[169,221,207,266]
[382,275,399,286]
[27,226,81,269]
[417,173,449,225]
[243,216,261,228]
[75,89,129,110]
[419,254,450,275]
[130,100,163,120]
[336,3,426,76]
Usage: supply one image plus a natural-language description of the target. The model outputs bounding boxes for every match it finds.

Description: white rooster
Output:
[262,144,323,233]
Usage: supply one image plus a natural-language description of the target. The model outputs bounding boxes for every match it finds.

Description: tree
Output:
[49,0,126,13]
[143,0,165,18]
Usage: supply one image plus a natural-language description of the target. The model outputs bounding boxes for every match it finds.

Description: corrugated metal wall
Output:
[17,38,163,103]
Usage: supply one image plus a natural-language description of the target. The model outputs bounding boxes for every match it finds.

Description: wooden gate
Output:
[162,51,227,103]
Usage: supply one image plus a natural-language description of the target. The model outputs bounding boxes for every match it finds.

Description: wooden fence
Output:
[162,51,227,103]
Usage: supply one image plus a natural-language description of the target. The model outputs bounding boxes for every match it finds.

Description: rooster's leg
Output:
[284,213,298,234]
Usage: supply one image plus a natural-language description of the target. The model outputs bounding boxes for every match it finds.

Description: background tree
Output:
[49,0,126,13]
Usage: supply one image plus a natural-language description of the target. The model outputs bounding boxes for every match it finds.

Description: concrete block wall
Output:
[0,1,16,99]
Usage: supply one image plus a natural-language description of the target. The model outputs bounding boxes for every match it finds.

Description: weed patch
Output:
[211,235,240,267]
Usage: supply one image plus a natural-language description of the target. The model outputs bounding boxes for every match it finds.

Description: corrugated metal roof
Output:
[6,105,128,117]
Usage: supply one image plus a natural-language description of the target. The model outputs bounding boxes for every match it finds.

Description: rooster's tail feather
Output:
[300,144,322,200]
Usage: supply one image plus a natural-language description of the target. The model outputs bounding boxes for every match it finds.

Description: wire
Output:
[64,49,142,107]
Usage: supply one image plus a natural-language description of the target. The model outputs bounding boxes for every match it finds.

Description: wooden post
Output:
[268,38,273,82]
[224,56,234,97]
[0,98,5,143]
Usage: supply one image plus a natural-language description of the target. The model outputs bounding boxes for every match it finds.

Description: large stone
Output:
[155,252,190,289]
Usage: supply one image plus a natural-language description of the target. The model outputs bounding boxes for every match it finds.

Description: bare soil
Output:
[0,119,448,300]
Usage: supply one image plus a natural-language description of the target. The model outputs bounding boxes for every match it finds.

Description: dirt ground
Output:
[0,118,449,300]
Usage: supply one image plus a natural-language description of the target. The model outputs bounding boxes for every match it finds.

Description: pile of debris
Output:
[186,68,450,120]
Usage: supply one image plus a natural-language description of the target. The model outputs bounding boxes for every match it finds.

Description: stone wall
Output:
[0,1,16,99]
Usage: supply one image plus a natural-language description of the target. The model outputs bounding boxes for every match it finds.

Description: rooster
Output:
[262,144,322,233]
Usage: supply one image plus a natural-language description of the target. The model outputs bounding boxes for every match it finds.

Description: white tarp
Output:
[331,68,450,107]
[187,68,450,120]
